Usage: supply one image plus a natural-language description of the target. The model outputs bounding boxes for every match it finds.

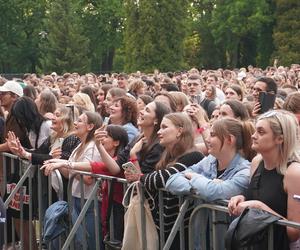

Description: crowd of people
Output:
[0,63,300,250]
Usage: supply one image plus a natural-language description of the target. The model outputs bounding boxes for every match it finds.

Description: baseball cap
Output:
[237,71,247,81]
[0,81,23,97]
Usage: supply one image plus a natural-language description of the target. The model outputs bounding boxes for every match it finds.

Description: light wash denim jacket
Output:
[166,153,250,201]
[166,153,250,250]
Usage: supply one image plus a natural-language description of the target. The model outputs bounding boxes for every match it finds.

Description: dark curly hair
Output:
[113,96,138,127]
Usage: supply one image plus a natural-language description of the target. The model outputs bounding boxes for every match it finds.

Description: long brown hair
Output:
[156,113,195,170]
[73,111,103,161]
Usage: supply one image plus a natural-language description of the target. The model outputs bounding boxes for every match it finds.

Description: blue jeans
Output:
[72,197,102,250]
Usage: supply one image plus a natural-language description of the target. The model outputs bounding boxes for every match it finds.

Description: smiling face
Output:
[51,108,64,133]
[251,119,282,154]
[136,98,146,112]
[157,117,181,147]
[74,113,92,140]
[137,102,156,128]
[252,81,267,102]
[109,100,123,124]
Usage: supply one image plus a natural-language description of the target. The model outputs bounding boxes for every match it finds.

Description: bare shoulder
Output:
[284,162,300,192]
[250,154,262,177]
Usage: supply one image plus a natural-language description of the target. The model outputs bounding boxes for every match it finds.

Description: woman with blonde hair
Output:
[72,92,95,119]
[228,110,300,250]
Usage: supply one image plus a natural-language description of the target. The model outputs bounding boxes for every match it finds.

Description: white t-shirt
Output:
[69,140,102,199]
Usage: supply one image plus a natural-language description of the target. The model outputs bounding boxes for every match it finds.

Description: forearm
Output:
[96,143,120,174]
[0,142,9,152]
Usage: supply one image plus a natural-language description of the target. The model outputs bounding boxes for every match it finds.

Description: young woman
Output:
[7,105,80,200]
[125,113,204,249]
[108,96,139,143]
[42,125,129,245]
[35,89,58,119]
[219,100,251,121]
[43,111,103,250]
[166,117,253,250]
[224,84,244,101]
[11,96,51,149]
[228,110,300,250]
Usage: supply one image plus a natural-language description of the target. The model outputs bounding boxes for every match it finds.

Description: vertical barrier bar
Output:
[79,174,87,250]
[108,180,115,241]
[267,224,274,250]
[159,190,165,249]
[140,184,147,250]
[211,210,217,250]
[179,196,185,250]
[28,164,33,250]
[37,166,43,250]
[94,186,100,250]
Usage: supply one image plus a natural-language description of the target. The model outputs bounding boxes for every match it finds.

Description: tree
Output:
[39,0,90,74]
[0,0,46,73]
[77,0,124,72]
[273,0,300,66]
[124,0,188,72]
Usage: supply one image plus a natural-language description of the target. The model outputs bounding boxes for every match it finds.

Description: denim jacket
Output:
[166,153,250,202]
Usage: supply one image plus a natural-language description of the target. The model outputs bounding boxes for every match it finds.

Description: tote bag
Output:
[122,182,158,250]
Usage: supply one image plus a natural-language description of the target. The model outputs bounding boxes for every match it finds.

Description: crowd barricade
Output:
[1,152,300,250]
[0,152,64,250]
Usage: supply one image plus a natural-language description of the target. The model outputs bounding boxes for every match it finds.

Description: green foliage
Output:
[124,0,188,72]
[273,0,300,66]
[38,0,91,74]
[77,0,124,72]
[0,0,46,73]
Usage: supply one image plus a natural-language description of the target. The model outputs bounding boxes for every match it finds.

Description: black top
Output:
[245,161,289,250]
[140,151,204,233]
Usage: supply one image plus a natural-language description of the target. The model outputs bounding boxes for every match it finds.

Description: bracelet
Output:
[130,157,138,163]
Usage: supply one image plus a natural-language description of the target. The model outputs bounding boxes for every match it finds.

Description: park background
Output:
[0,0,299,74]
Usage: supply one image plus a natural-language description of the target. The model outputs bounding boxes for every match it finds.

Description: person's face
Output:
[252,81,267,102]
[136,86,146,95]
[51,109,64,132]
[157,118,181,148]
[0,92,16,111]
[136,98,146,113]
[206,77,216,85]
[251,119,282,154]
[187,80,201,96]
[205,85,213,98]
[74,113,91,139]
[101,132,118,154]
[206,127,223,156]
[109,100,123,124]
[118,77,127,89]
[219,104,235,119]
[138,102,156,128]
[181,82,188,94]
[103,92,114,113]
[97,89,105,104]
[225,88,240,101]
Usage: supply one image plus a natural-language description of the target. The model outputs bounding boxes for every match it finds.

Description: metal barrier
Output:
[0,152,64,250]
[1,152,300,250]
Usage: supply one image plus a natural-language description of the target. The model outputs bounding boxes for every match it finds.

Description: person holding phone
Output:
[252,77,278,116]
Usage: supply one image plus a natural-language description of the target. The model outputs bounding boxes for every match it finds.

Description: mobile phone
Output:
[122,162,139,174]
[259,92,276,114]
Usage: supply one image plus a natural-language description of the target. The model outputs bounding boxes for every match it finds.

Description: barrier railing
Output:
[1,152,300,250]
[0,152,64,250]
